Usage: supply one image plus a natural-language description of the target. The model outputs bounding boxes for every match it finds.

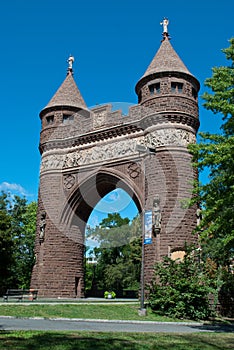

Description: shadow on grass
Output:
[0,332,138,350]
[0,331,234,350]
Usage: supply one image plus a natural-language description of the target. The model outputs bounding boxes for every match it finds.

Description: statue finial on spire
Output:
[160,18,170,39]
[67,55,75,75]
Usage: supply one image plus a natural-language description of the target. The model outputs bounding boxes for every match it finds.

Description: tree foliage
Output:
[86,213,141,294]
[0,194,14,295]
[0,191,37,293]
[189,38,234,267]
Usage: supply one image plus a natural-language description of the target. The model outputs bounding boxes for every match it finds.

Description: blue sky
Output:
[0,0,233,225]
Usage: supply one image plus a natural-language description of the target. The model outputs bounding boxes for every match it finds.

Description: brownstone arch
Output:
[31,29,200,298]
[60,170,143,296]
[61,170,142,229]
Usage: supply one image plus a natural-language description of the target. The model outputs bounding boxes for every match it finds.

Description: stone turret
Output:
[39,56,90,152]
[135,28,200,130]
[134,20,200,274]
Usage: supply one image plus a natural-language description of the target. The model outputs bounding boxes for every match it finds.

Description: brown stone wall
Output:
[142,147,197,285]
[31,172,85,297]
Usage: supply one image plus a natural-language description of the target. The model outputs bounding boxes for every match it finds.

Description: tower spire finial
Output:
[67,55,75,75]
[160,17,170,40]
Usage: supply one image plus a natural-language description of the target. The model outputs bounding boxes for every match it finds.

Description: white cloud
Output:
[0,182,29,197]
[87,214,99,228]
[95,188,133,213]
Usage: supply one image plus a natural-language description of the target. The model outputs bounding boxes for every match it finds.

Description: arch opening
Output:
[63,171,142,298]
[85,188,141,298]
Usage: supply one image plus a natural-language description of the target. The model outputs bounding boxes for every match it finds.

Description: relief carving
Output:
[40,154,64,172]
[145,129,196,148]
[153,195,161,235]
[127,162,141,179]
[62,138,140,169]
[40,129,194,173]
[63,174,76,189]
[93,111,106,128]
[39,212,46,244]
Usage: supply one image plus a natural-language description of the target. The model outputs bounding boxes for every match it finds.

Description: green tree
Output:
[0,192,14,295]
[189,38,234,267]
[86,213,141,294]
[189,38,234,317]
[10,197,37,289]
[0,192,37,291]
[99,213,130,228]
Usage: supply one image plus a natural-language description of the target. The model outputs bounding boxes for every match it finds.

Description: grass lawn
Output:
[0,331,233,350]
[0,303,191,322]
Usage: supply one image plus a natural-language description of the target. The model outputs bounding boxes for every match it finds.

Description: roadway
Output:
[1,316,233,333]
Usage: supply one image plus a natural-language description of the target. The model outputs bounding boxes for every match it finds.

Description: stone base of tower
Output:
[30,211,85,298]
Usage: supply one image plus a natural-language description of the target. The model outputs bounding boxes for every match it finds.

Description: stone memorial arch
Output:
[31,24,200,298]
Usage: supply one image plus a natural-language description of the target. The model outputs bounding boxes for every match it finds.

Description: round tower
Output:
[39,56,88,150]
[31,57,90,298]
[135,20,200,282]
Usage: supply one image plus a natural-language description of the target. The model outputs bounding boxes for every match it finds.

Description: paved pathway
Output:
[1,316,234,333]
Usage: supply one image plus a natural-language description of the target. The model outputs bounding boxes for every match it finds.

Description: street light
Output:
[136,144,156,316]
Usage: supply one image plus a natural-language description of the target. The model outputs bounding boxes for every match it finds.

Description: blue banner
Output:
[144,210,152,244]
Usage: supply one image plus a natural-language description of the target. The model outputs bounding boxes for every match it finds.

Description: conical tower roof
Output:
[142,36,192,78]
[135,25,199,94]
[40,57,87,116]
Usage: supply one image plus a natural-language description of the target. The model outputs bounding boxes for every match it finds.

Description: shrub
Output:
[148,248,215,320]
[104,291,116,299]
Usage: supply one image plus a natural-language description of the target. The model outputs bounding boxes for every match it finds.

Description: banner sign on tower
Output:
[144,210,152,244]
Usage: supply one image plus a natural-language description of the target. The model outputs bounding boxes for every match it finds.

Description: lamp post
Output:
[136,144,156,316]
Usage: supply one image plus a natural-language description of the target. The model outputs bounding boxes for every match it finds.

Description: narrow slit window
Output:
[155,83,160,93]
[149,83,160,95]
[171,82,183,93]
[171,82,177,92]
[63,114,74,123]
[177,83,183,93]
[192,88,197,99]
[149,85,154,95]
[46,115,54,125]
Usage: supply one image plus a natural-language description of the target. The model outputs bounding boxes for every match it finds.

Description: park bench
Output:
[3,289,38,302]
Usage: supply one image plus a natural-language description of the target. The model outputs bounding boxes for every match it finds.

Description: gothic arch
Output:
[61,168,142,233]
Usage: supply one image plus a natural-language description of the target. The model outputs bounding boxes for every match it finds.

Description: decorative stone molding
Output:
[93,111,106,128]
[41,137,144,172]
[63,174,76,189]
[40,154,64,172]
[40,128,195,173]
[145,128,196,148]
[127,162,141,179]
[63,138,139,168]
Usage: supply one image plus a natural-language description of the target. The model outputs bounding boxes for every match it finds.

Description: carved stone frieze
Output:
[145,128,196,148]
[40,154,64,172]
[62,138,141,169]
[40,129,195,173]
[41,137,144,172]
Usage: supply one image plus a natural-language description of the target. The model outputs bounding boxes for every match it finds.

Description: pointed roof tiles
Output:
[41,70,87,115]
[142,36,192,77]
[135,36,199,93]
